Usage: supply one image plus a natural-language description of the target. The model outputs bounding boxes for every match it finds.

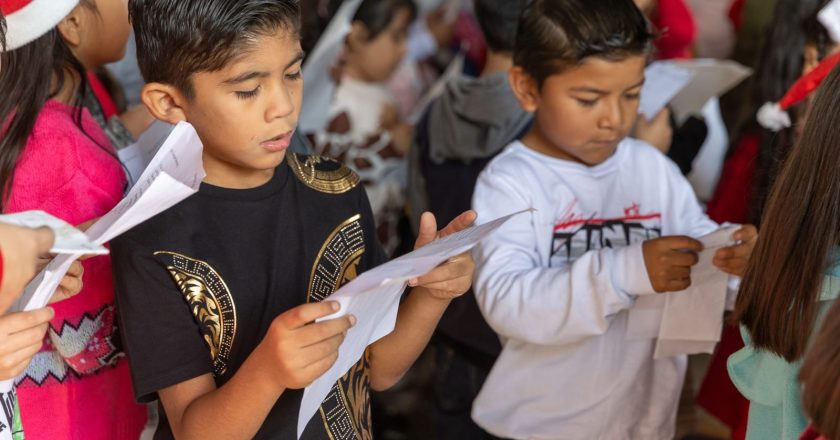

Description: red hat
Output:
[1,0,79,52]
[757,51,840,131]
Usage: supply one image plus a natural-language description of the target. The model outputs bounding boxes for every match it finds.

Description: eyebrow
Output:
[570,78,647,95]
[221,51,306,85]
[222,71,271,85]
[285,51,306,70]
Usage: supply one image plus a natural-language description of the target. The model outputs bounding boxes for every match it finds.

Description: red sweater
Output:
[8,100,146,440]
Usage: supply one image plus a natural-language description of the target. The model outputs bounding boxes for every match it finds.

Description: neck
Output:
[51,68,82,106]
[520,122,582,164]
[342,60,375,83]
[201,151,279,189]
[481,50,513,77]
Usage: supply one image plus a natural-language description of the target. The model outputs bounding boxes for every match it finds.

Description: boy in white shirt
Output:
[470,0,758,439]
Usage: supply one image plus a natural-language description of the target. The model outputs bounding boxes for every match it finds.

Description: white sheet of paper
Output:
[0,211,107,256]
[669,59,752,124]
[0,122,205,396]
[118,121,175,188]
[687,97,729,201]
[299,0,363,134]
[654,225,739,359]
[297,209,531,438]
[820,0,840,43]
[639,61,695,120]
[407,51,465,124]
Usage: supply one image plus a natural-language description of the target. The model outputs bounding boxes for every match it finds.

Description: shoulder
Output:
[286,153,362,196]
[481,142,540,184]
[620,137,683,177]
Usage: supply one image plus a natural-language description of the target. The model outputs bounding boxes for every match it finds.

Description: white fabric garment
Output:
[470,139,719,440]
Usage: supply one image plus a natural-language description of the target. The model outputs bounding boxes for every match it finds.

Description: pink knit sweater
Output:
[7,100,146,439]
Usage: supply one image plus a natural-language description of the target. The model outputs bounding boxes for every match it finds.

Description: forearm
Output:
[168,353,286,439]
[368,287,449,390]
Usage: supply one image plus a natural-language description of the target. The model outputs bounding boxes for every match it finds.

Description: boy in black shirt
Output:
[112,1,476,438]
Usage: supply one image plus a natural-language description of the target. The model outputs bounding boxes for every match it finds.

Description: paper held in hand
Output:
[0,122,205,404]
[296,209,532,438]
[640,59,752,124]
[626,225,740,359]
[0,211,107,256]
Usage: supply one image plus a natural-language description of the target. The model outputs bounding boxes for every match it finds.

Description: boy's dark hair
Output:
[129,0,301,99]
[514,0,653,87]
[474,0,527,53]
[353,0,417,41]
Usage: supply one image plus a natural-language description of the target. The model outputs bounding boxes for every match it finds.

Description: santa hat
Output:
[757,51,840,131]
[1,0,79,52]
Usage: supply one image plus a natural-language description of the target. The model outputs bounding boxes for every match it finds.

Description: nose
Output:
[265,83,296,122]
[597,99,623,130]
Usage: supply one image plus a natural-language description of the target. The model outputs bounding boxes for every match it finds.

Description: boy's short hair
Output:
[129,0,301,99]
[473,0,527,53]
[514,0,653,87]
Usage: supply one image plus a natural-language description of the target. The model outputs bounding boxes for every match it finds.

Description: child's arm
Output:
[367,211,476,390]
[158,301,353,440]
[470,172,676,346]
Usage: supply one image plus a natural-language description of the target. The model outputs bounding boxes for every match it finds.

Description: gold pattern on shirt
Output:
[288,153,361,194]
[308,216,371,439]
[155,251,238,377]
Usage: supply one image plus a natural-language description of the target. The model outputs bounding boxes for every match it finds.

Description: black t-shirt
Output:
[112,154,387,439]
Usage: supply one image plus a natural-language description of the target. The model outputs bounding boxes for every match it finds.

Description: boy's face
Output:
[512,55,646,166]
[156,29,304,188]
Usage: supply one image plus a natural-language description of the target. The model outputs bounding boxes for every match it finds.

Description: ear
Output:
[56,5,86,47]
[140,82,188,125]
[346,22,370,51]
[508,67,540,113]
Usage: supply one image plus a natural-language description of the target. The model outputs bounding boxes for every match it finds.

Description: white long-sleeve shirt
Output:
[471,139,718,440]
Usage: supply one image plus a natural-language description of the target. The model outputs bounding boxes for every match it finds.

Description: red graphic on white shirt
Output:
[550,201,661,264]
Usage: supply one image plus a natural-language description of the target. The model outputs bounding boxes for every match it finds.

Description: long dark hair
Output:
[800,299,840,440]
[0,2,104,210]
[740,0,830,223]
[733,63,840,362]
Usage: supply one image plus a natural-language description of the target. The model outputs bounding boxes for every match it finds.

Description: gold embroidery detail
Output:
[155,251,238,377]
[308,215,366,303]
[308,217,371,438]
[288,153,360,194]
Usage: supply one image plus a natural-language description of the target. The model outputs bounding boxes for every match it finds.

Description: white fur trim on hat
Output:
[4,0,79,51]
[757,102,792,132]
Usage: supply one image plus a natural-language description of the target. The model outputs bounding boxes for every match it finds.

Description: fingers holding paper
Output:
[257,301,356,391]
[410,210,478,300]
[50,260,85,304]
[409,252,476,300]
[0,308,53,380]
[713,224,758,277]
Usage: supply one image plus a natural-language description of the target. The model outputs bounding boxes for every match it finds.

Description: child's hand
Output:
[257,301,355,390]
[0,224,55,313]
[49,261,85,304]
[388,123,413,156]
[633,108,673,154]
[0,308,53,380]
[713,225,758,277]
[642,236,703,293]
[408,211,477,301]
